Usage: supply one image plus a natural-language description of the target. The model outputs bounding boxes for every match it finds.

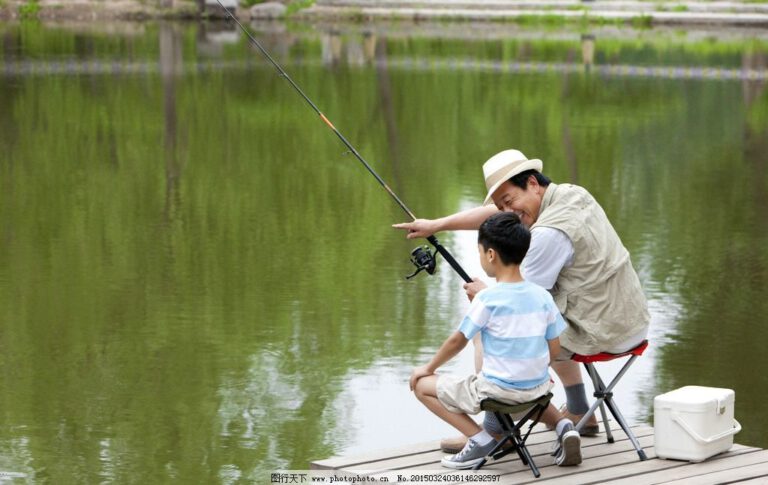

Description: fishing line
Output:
[214,1,471,283]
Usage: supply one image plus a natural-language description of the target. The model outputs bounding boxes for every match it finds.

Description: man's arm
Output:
[409,331,469,390]
[393,205,499,239]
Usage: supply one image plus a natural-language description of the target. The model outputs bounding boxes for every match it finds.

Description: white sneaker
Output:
[440,438,497,469]
[555,422,582,466]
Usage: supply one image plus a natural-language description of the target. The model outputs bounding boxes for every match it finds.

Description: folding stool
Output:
[473,392,553,477]
[570,339,649,461]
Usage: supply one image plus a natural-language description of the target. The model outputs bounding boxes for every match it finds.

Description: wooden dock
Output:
[311,421,768,484]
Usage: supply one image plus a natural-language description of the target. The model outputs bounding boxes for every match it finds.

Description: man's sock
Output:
[555,418,574,438]
[564,383,590,415]
[470,429,494,446]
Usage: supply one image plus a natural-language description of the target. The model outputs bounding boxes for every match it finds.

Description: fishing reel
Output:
[405,245,438,280]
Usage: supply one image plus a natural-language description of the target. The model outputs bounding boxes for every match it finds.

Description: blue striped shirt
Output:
[458,281,566,390]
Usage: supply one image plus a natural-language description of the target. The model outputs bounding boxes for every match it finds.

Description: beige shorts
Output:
[555,327,649,361]
[436,374,553,415]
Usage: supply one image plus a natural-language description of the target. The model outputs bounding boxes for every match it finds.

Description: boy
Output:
[410,212,582,469]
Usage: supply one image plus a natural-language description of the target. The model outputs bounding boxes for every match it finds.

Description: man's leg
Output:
[552,358,597,434]
[551,359,582,387]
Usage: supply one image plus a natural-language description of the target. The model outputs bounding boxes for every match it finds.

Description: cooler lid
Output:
[654,386,735,412]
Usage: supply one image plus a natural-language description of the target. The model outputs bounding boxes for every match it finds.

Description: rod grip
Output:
[427,236,472,283]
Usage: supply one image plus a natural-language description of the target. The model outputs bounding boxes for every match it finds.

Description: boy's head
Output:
[477,212,530,273]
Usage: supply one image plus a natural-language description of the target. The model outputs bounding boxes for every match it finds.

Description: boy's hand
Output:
[409,365,433,391]
[463,278,487,302]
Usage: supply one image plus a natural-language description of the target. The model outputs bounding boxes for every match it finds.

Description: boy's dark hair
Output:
[509,169,551,190]
[478,212,530,265]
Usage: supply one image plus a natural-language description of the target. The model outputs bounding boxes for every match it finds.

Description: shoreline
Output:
[2,0,768,27]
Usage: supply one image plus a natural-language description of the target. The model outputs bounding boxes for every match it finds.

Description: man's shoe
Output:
[554,422,582,466]
[441,439,498,470]
[546,404,599,437]
[440,435,468,454]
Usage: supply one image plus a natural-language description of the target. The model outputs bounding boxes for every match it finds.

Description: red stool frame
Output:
[571,339,649,461]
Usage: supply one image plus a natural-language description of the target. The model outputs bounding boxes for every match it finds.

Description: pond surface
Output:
[1,19,767,482]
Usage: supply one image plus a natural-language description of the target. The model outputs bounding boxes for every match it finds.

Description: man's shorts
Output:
[554,327,649,361]
[436,374,553,415]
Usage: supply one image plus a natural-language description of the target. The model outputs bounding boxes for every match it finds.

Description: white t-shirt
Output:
[521,226,648,351]
[521,226,574,290]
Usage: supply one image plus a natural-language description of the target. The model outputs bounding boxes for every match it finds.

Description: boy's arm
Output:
[547,337,561,363]
[409,331,469,391]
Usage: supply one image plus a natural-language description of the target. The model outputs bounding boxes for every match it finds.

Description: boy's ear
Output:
[486,247,496,262]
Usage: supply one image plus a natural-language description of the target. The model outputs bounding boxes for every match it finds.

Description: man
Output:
[394,149,650,458]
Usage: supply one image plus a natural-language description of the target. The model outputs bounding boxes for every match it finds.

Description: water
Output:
[0,20,767,482]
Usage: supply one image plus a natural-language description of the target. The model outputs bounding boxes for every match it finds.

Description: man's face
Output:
[490,178,545,227]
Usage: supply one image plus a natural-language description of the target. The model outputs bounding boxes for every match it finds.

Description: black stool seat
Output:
[474,392,553,477]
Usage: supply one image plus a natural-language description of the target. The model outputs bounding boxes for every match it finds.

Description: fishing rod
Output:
[215,1,471,283]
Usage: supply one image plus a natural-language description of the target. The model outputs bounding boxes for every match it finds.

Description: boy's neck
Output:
[493,265,524,284]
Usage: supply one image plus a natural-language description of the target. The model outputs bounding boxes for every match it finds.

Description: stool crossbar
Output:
[474,392,553,477]
[571,339,649,461]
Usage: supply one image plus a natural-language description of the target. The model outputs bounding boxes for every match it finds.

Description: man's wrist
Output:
[431,217,446,234]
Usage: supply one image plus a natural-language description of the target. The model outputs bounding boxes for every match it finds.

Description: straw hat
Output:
[482,149,543,205]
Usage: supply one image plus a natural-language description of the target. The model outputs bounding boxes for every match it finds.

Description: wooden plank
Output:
[319,418,623,470]
[310,440,439,470]
[609,449,768,485]
[312,417,768,484]
[311,418,573,469]
[489,435,657,484]
[534,445,760,485]
[363,428,656,477]
[356,428,656,484]
[671,463,768,484]
[474,428,655,472]
[313,417,621,469]
[728,475,768,484]
[343,424,652,472]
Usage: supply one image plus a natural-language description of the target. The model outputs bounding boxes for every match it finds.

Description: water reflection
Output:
[0,20,767,482]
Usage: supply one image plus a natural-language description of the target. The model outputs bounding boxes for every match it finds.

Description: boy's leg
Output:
[414,375,481,437]
[440,336,485,454]
[415,375,500,469]
[539,402,582,466]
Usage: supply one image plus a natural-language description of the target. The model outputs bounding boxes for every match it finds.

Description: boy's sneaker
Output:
[555,422,582,466]
[440,438,497,469]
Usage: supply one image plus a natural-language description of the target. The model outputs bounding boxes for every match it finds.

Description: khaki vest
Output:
[532,183,649,354]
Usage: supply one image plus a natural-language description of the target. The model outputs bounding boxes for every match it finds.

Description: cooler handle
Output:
[671,412,742,444]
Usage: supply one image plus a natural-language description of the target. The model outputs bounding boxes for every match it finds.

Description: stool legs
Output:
[472,404,547,478]
[603,396,648,460]
[583,364,615,443]
[579,357,648,461]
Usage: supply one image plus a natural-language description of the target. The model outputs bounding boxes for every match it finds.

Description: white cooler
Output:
[654,386,741,462]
